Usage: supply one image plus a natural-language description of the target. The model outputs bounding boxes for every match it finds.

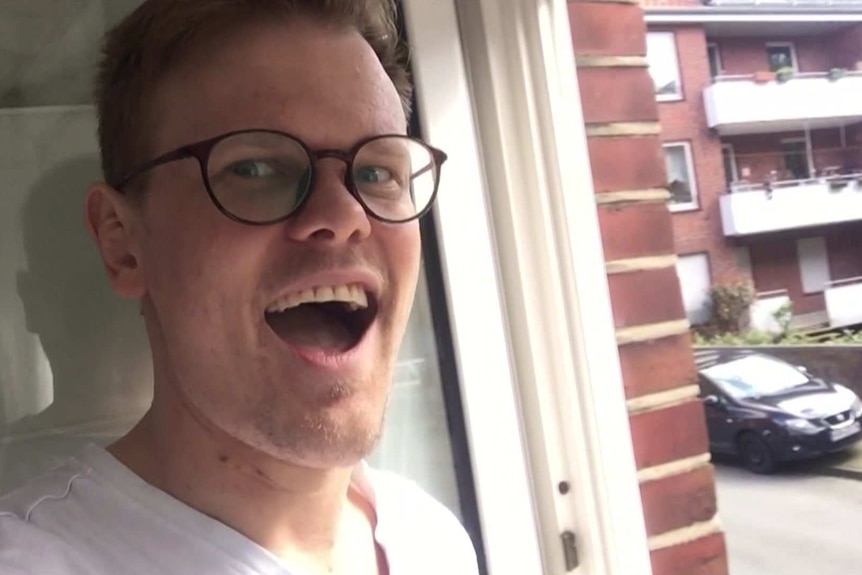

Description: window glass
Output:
[664,142,699,210]
[722,144,738,186]
[797,237,831,294]
[781,139,810,180]
[707,44,722,79]
[767,44,796,72]
[702,355,809,399]
[647,32,682,100]
[735,246,753,280]
[676,253,712,325]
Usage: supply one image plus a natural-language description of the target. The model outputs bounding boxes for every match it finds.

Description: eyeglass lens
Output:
[205,131,438,224]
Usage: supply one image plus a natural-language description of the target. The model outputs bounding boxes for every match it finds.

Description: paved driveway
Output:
[716,462,862,575]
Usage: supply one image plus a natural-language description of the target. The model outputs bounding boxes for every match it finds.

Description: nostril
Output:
[309,228,337,241]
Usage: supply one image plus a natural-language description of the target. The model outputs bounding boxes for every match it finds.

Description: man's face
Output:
[131,20,421,468]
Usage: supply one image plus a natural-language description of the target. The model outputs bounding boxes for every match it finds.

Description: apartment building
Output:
[644,0,862,330]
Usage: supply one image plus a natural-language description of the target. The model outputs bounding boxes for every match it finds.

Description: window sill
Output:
[669,203,700,213]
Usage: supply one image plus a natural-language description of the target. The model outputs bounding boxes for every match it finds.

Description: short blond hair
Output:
[95,0,412,186]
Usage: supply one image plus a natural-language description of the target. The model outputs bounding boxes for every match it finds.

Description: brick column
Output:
[567,2,729,574]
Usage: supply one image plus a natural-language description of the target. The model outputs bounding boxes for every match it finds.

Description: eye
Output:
[355,166,394,185]
[229,160,278,179]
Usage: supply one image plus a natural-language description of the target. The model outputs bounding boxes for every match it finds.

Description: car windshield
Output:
[701,355,809,399]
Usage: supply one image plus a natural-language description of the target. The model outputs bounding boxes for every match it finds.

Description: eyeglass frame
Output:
[112,128,449,225]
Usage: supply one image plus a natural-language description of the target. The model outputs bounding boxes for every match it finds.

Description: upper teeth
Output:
[266,284,369,314]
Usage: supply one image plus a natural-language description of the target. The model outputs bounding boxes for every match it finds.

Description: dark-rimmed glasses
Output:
[113,129,448,225]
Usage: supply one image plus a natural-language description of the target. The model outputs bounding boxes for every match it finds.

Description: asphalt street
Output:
[716,461,862,575]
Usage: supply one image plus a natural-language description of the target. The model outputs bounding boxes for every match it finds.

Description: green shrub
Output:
[708,281,756,335]
[694,328,862,346]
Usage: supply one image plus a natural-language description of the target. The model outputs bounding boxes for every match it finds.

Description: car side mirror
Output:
[796,365,809,374]
[703,395,723,408]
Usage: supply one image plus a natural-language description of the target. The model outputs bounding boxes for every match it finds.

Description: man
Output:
[0,1,478,574]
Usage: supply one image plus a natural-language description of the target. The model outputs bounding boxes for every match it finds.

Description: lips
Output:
[264,282,379,354]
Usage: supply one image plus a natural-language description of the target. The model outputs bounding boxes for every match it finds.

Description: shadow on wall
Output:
[1,156,152,493]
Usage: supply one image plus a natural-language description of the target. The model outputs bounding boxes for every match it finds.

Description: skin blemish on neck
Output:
[219,454,230,463]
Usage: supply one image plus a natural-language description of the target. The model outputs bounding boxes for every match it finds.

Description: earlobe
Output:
[84,183,146,299]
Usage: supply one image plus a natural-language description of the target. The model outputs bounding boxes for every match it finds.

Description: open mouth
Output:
[264,284,378,354]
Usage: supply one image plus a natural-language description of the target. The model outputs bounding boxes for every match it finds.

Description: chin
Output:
[240,397,386,469]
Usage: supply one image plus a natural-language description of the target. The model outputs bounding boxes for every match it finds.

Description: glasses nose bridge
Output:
[311,148,355,185]
[314,149,352,166]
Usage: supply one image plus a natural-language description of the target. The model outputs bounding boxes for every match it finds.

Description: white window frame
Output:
[647,31,683,101]
[765,41,799,72]
[707,42,722,79]
[405,2,652,575]
[401,3,542,573]
[664,141,700,212]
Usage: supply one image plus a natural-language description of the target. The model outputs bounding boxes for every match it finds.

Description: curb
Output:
[814,466,862,481]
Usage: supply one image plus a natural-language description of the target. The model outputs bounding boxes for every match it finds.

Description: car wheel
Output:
[737,432,776,474]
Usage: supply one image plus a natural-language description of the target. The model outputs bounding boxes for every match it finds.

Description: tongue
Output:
[266,305,355,352]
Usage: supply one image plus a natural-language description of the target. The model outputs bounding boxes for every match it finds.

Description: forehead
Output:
[149,18,406,152]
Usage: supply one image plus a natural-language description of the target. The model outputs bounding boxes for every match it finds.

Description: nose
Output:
[283,158,372,244]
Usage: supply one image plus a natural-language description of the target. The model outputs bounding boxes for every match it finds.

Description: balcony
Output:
[748,290,791,334]
[825,277,862,328]
[704,72,862,135]
[720,172,862,236]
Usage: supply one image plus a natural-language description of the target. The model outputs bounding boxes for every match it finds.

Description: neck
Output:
[108,383,378,574]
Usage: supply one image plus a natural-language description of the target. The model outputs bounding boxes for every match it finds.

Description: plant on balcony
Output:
[828,67,847,82]
[775,66,795,83]
[753,70,774,84]
[830,179,848,191]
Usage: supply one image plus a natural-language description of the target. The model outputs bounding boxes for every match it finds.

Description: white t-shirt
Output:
[0,445,479,575]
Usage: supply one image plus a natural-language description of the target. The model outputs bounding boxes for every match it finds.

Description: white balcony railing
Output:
[721,173,862,236]
[704,72,862,135]
[747,290,791,334]
[825,277,862,328]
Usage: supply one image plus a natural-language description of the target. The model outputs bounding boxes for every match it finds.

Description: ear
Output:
[84,183,146,299]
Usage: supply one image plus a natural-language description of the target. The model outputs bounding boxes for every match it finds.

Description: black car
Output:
[695,351,862,473]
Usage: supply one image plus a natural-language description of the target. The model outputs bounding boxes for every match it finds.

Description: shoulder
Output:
[367,468,479,574]
[0,461,100,575]
[0,458,90,520]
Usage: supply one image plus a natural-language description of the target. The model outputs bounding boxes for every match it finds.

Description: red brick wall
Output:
[570,6,727,574]
[827,225,862,281]
[829,24,862,70]
[713,36,834,75]
[653,26,743,285]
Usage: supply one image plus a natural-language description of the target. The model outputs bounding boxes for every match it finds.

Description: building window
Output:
[766,42,798,72]
[797,237,832,294]
[664,142,699,211]
[735,246,753,281]
[676,253,712,325]
[721,143,738,187]
[647,32,683,101]
[780,138,810,180]
[707,43,722,79]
